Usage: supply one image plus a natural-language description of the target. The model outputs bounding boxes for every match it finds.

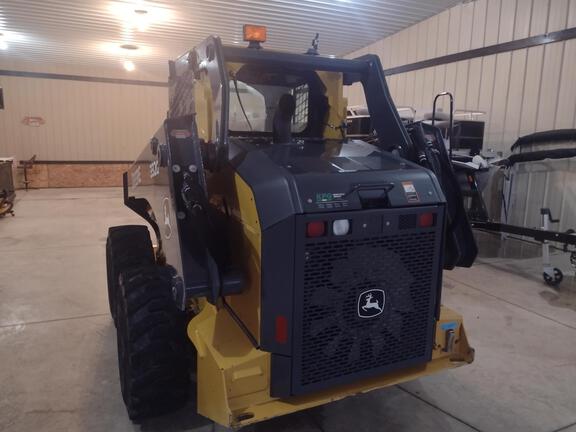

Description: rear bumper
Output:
[188,304,473,428]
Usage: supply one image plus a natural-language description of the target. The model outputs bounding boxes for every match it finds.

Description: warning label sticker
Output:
[402,181,420,203]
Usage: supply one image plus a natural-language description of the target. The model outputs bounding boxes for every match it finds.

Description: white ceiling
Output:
[0,0,461,80]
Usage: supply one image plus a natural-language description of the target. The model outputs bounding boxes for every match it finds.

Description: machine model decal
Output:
[357,289,385,318]
[401,181,420,203]
[314,192,349,209]
[162,197,173,239]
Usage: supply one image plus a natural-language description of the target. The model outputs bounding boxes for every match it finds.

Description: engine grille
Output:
[295,229,438,392]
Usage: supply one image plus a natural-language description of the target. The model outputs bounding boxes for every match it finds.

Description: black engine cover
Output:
[289,206,445,395]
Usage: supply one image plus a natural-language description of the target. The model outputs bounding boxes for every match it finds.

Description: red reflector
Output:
[419,212,435,228]
[275,315,288,344]
[306,221,325,237]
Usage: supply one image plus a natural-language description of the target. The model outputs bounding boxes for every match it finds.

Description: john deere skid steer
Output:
[106,26,477,429]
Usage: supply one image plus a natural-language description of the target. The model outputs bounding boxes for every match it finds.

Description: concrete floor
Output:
[1,188,575,432]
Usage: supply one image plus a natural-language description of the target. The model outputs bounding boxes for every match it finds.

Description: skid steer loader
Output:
[106,26,477,429]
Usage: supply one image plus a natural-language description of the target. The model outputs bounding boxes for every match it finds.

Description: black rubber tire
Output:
[106,225,155,325]
[543,268,563,287]
[116,265,190,421]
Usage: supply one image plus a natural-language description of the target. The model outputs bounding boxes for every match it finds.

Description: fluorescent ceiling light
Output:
[108,2,171,31]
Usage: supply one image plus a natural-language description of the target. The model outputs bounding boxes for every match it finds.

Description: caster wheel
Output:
[543,268,563,287]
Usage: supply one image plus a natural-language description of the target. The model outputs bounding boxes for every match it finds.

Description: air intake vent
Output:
[292,218,441,394]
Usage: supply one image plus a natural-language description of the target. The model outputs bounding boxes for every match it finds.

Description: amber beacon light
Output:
[243,24,267,44]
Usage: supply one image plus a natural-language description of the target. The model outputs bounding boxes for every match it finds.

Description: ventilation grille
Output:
[299,232,437,388]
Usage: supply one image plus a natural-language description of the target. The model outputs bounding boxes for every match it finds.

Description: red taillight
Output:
[419,212,435,228]
[275,315,288,344]
[306,221,325,237]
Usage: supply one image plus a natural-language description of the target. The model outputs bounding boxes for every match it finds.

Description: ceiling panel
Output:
[0,0,462,79]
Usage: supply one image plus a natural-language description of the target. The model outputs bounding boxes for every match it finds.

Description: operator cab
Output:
[224,26,403,176]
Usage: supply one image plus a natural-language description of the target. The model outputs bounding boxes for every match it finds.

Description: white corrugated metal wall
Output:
[345,0,576,156]
[0,65,167,161]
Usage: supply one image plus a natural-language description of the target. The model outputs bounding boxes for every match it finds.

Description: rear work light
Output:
[419,212,436,228]
[307,221,325,237]
[332,219,351,236]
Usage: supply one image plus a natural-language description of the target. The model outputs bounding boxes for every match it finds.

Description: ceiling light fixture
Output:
[120,43,139,50]
[99,42,150,57]
[0,33,7,50]
[123,60,135,71]
[108,2,170,31]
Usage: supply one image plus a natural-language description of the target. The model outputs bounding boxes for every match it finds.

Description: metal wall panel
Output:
[0,72,168,161]
[345,0,576,155]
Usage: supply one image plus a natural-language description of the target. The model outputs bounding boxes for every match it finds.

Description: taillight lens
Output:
[419,212,435,228]
[275,315,288,344]
[306,221,325,237]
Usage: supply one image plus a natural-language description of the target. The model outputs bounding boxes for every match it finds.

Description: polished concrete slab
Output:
[1,188,575,432]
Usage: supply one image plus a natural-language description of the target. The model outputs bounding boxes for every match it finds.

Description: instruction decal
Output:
[401,181,420,203]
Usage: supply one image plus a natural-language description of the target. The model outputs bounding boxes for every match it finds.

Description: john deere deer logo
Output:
[358,289,385,318]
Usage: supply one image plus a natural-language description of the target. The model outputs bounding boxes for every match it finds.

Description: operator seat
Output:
[273,94,296,143]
